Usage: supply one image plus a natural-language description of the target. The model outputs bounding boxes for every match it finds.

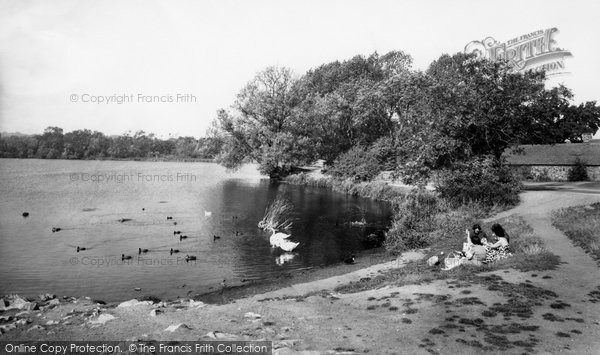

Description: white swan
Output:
[268,227,299,251]
[269,227,291,248]
[278,240,299,252]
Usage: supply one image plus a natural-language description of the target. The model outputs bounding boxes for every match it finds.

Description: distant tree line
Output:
[0,128,223,160]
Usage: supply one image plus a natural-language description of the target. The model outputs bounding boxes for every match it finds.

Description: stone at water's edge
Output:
[116,299,153,308]
[150,309,161,317]
[244,312,262,319]
[427,256,440,266]
[205,331,239,339]
[0,295,38,311]
[89,314,117,325]
[164,323,191,332]
[39,293,56,302]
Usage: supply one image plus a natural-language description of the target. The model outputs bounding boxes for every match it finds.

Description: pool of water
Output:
[0,159,393,301]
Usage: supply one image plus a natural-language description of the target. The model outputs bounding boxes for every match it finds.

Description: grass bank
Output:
[336,214,560,294]
[283,172,409,202]
[284,171,559,290]
[552,202,600,265]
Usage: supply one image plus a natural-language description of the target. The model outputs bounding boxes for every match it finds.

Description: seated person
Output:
[461,235,488,266]
[466,223,488,245]
[484,223,512,263]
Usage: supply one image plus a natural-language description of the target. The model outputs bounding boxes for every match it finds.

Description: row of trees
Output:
[0,128,223,160]
[212,51,600,195]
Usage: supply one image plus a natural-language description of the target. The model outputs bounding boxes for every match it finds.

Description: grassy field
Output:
[552,202,600,265]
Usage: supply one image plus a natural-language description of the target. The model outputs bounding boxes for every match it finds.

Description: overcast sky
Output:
[1,0,599,138]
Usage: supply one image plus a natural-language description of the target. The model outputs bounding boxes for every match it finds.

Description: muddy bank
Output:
[195,248,397,305]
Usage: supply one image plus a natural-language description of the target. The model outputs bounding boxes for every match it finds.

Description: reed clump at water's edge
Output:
[258,192,294,232]
[283,172,407,202]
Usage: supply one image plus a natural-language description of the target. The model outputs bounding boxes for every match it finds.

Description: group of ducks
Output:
[67,213,202,263]
[45,208,304,262]
[32,209,359,267]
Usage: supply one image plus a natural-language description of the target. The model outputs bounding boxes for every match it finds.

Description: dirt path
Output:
[487,190,600,354]
[491,190,600,299]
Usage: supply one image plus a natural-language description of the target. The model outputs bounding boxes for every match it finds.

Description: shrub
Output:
[370,136,398,171]
[283,172,333,188]
[328,146,381,182]
[385,190,442,252]
[567,158,589,181]
[532,168,551,182]
[428,201,483,241]
[433,156,522,207]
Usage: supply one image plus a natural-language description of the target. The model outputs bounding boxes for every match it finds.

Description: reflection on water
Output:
[0,159,393,301]
[275,253,296,266]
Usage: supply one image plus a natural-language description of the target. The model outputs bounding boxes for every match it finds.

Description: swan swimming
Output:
[269,227,291,247]
[269,228,299,251]
[278,240,300,252]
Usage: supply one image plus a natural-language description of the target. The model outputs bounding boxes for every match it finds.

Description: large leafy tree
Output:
[525,85,600,144]
[295,51,413,163]
[398,53,548,184]
[560,101,600,142]
[214,66,315,177]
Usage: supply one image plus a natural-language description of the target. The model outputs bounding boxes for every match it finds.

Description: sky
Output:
[1,0,599,138]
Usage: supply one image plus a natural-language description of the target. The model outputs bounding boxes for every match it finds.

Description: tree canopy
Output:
[214,51,416,176]
[214,50,600,181]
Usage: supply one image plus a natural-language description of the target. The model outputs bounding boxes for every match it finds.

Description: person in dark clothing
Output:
[466,223,488,245]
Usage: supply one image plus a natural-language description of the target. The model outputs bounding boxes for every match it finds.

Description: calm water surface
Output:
[0,159,393,301]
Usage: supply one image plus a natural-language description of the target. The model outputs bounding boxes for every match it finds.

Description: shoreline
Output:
[0,246,397,308]
[0,249,426,342]
[194,247,398,305]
